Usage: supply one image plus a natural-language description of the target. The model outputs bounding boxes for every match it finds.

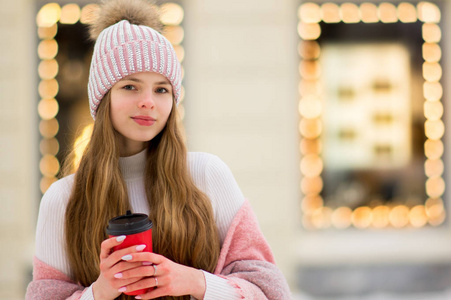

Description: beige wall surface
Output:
[183,0,300,291]
[0,0,37,299]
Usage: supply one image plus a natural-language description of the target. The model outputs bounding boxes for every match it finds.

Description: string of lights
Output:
[298,1,445,229]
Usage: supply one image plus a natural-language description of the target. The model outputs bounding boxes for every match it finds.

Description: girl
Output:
[26,0,290,299]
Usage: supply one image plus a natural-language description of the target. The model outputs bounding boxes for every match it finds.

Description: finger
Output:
[122,276,161,296]
[103,244,148,271]
[134,278,168,300]
[116,265,158,279]
[100,235,126,260]
[110,261,143,276]
[110,244,149,264]
[119,252,165,264]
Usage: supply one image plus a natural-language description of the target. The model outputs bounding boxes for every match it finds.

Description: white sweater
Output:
[35,150,245,299]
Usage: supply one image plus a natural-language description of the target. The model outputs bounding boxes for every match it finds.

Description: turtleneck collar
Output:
[119,149,147,180]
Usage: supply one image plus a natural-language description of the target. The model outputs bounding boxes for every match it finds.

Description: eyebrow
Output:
[155,81,171,85]
[122,77,171,85]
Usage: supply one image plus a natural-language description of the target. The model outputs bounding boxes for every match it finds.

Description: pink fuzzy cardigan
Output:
[26,201,291,299]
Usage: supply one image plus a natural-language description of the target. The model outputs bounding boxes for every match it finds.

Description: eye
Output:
[156,87,169,94]
[122,85,136,91]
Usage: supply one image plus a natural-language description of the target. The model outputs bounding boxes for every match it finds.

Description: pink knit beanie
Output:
[87,0,182,119]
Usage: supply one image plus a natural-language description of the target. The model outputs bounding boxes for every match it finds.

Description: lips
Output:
[131,115,156,126]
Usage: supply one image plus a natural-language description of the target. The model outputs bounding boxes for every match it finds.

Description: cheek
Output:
[163,102,173,121]
[109,98,125,127]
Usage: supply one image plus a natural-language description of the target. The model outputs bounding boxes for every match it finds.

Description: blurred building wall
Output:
[0,0,37,299]
[183,0,300,291]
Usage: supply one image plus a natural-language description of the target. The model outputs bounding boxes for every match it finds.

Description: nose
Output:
[138,92,155,109]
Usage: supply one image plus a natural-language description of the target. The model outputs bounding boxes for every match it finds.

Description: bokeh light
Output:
[160,3,184,25]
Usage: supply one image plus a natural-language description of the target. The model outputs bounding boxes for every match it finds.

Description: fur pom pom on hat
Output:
[87,0,182,119]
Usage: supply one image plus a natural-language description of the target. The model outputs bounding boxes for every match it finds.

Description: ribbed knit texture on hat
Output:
[88,20,182,119]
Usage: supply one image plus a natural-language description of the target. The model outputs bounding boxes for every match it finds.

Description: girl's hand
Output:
[92,236,149,300]
[117,252,206,300]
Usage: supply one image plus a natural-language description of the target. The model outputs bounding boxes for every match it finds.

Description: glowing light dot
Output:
[372,206,390,228]
[426,176,445,198]
[424,101,443,121]
[422,43,441,63]
[39,118,59,138]
[38,98,59,120]
[299,60,321,80]
[39,79,59,99]
[378,2,398,23]
[389,205,410,228]
[311,207,333,229]
[60,4,80,24]
[160,3,184,25]
[40,138,59,156]
[301,195,324,213]
[418,1,441,23]
[299,96,322,119]
[424,139,443,159]
[39,154,60,177]
[321,3,341,23]
[423,62,442,82]
[297,22,321,40]
[398,2,417,23]
[38,23,58,39]
[340,3,360,23]
[424,120,444,140]
[409,205,428,228]
[301,176,323,195]
[298,2,321,23]
[37,3,61,27]
[351,207,372,229]
[425,199,445,226]
[299,80,320,96]
[38,59,59,80]
[300,138,322,155]
[424,159,444,177]
[423,81,442,101]
[38,39,58,60]
[163,26,184,45]
[300,154,323,177]
[422,23,441,43]
[298,41,320,60]
[299,118,322,139]
[331,207,352,229]
[360,3,379,23]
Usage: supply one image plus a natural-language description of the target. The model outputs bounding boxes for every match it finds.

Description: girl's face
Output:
[110,72,173,156]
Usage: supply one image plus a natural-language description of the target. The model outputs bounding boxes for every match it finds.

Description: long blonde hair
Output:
[64,92,220,300]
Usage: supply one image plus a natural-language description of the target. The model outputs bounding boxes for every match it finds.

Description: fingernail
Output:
[135,296,142,299]
[122,254,133,261]
[116,235,126,242]
[114,273,123,279]
[136,244,146,251]
[118,287,127,293]
[142,261,152,266]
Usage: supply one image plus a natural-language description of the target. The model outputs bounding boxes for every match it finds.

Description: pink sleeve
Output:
[214,200,291,300]
[26,257,87,300]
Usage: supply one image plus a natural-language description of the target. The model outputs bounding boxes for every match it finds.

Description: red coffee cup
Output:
[107,210,153,295]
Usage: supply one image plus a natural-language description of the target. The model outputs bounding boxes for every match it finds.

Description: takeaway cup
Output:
[107,210,153,295]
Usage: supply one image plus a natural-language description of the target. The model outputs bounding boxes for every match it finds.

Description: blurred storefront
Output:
[1,0,451,299]
[296,1,451,298]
